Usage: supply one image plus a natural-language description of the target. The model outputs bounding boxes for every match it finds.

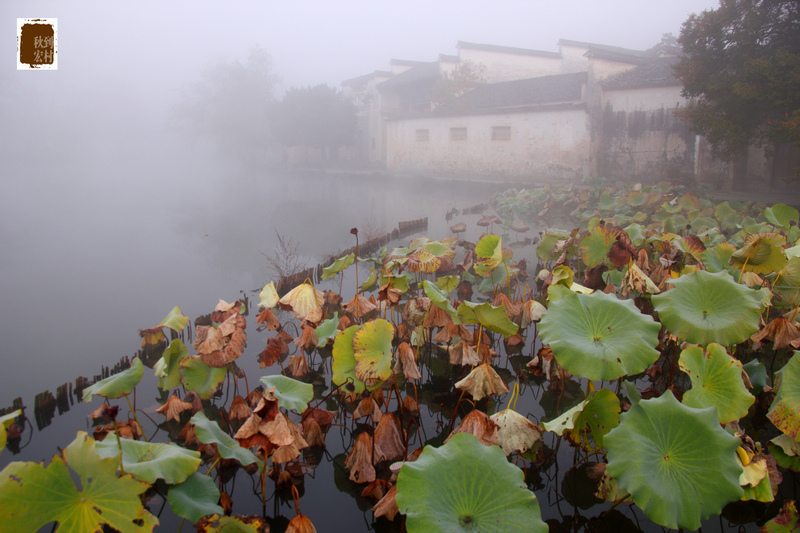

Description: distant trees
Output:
[269,84,357,158]
[172,46,278,164]
[430,61,486,112]
[674,0,800,160]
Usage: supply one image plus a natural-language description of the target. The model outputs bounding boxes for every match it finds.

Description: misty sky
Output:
[4,0,720,100]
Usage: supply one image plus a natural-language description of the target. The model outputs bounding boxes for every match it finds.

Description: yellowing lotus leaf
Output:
[258,282,280,309]
[490,409,543,456]
[279,283,323,320]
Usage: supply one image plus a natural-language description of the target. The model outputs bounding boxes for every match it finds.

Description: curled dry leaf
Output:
[288,353,310,378]
[256,308,281,331]
[345,431,376,483]
[493,293,522,319]
[353,397,382,423]
[361,479,392,500]
[279,283,324,320]
[423,305,452,329]
[753,317,800,350]
[490,409,543,456]
[372,485,399,521]
[228,395,251,420]
[378,284,403,305]
[195,311,247,368]
[343,293,377,319]
[293,326,318,352]
[449,340,480,366]
[302,418,326,447]
[393,342,421,380]
[454,363,509,401]
[286,514,317,533]
[446,409,498,447]
[373,412,406,463]
[156,394,194,423]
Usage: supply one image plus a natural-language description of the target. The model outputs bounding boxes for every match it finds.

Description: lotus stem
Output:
[602,492,632,517]
[177,519,184,533]
[125,394,148,442]
[206,455,221,475]
[292,485,301,516]
[111,421,125,475]
[738,255,749,284]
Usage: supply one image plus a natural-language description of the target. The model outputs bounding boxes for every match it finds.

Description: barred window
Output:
[492,126,511,141]
[450,127,467,141]
[416,129,429,142]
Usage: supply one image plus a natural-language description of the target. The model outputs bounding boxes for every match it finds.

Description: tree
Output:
[269,84,357,156]
[430,60,486,112]
[674,0,800,160]
[172,46,278,164]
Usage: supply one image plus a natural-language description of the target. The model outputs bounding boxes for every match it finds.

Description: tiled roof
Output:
[558,39,649,58]
[438,54,460,63]
[457,71,587,109]
[602,57,681,90]
[457,41,561,59]
[378,62,440,89]
[389,58,430,67]
[341,70,392,87]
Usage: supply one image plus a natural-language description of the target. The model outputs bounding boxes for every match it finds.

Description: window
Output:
[492,126,511,141]
[450,127,467,141]
[415,129,429,142]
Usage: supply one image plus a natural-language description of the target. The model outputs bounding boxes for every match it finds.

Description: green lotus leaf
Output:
[167,471,224,523]
[536,229,570,262]
[729,233,787,274]
[321,253,355,280]
[625,190,648,207]
[701,243,737,275]
[332,324,367,394]
[475,234,503,276]
[83,357,143,402]
[0,410,21,454]
[159,306,189,333]
[765,203,800,230]
[678,343,755,424]
[352,318,394,387]
[421,240,456,259]
[258,281,279,309]
[624,223,647,247]
[190,412,261,467]
[743,359,769,394]
[407,250,441,273]
[180,357,226,399]
[652,270,762,346]
[598,191,617,212]
[315,311,340,347]
[435,274,460,294]
[605,391,743,530]
[423,280,459,321]
[380,271,412,293]
[761,500,799,533]
[542,389,620,449]
[361,267,378,292]
[0,431,156,533]
[661,201,682,214]
[678,193,701,212]
[715,202,740,231]
[396,433,547,533]
[476,263,518,293]
[95,435,201,484]
[771,257,800,309]
[770,434,800,472]
[194,515,263,532]
[579,225,616,268]
[154,338,190,390]
[259,374,314,413]
[768,351,800,440]
[539,291,660,381]
[457,301,519,338]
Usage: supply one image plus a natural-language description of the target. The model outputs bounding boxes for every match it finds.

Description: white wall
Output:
[458,48,562,83]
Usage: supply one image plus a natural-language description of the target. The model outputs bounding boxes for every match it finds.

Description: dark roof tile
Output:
[457,71,587,109]
[602,57,681,90]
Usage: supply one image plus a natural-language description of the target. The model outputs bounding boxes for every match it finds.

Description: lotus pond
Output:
[2,181,800,532]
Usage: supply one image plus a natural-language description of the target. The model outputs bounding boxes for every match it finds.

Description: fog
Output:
[0,0,719,403]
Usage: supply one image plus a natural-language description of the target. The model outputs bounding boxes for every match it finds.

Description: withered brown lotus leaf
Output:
[233,414,271,450]
[373,412,406,463]
[393,342,421,380]
[182,391,203,413]
[214,299,239,313]
[345,431,376,483]
[446,409,498,447]
[139,326,166,347]
[156,394,194,423]
[325,290,343,308]
[505,333,525,346]
[454,363,509,401]
[246,388,263,408]
[581,264,609,291]
[262,413,295,447]
[302,418,326,447]
[635,248,651,272]
[196,312,247,368]
[272,444,301,464]
[402,298,430,326]
[361,479,392,500]
[89,405,110,420]
[490,409,543,456]
[753,317,800,350]
[228,395,251,420]
[219,491,233,515]
[457,278,473,301]
[423,304,452,329]
[378,284,403,305]
[477,343,496,365]
[288,353,310,378]
[493,293,522,319]
[253,391,281,420]
[286,514,317,533]
[527,346,569,381]
[433,322,473,344]
[179,422,199,447]
[276,329,294,346]
[343,293,377,319]
[372,485,399,520]
[279,284,324,320]
[353,397,382,423]
[301,306,324,328]
[337,314,353,331]
[293,326,318,352]
[256,308,281,331]
[403,395,420,415]
[259,338,283,368]
[449,340,480,366]
[194,325,226,353]
[301,407,337,429]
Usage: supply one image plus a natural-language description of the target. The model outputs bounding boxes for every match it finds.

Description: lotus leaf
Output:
[454,363,508,401]
[0,431,156,532]
[423,280,459,321]
[768,351,800,440]
[536,229,570,261]
[765,203,800,230]
[196,515,264,532]
[396,433,547,533]
[83,357,143,402]
[321,253,355,280]
[475,234,503,276]
[159,305,189,332]
[490,409,542,456]
[95,435,201,484]
[456,301,519,337]
[542,389,620,449]
[190,412,261,467]
[258,281,279,309]
[332,324,367,394]
[361,267,378,291]
[421,240,456,259]
[352,318,394,387]
[154,338,190,390]
[761,500,799,533]
[167,471,224,523]
[652,270,761,346]
[259,374,314,413]
[771,257,800,309]
[180,357,227,399]
[279,282,323,320]
[539,291,659,381]
[679,343,755,423]
[580,225,618,268]
[729,233,787,274]
[0,410,20,454]
[315,311,340,347]
[605,391,743,530]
